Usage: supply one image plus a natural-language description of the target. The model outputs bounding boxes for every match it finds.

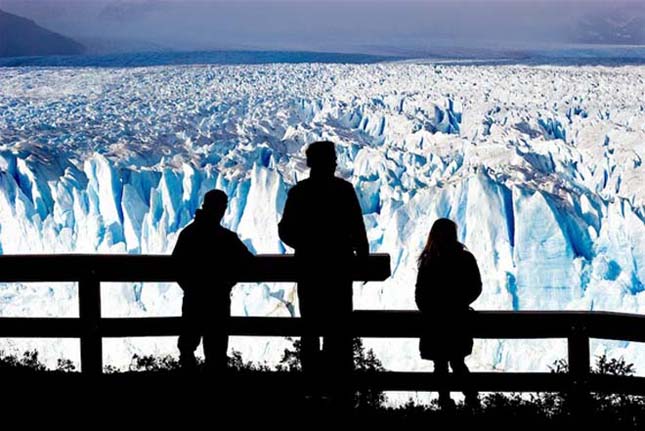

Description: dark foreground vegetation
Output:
[1,342,644,429]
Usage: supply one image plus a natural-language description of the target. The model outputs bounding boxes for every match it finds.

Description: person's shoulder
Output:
[173,221,198,254]
[220,226,248,244]
[332,176,352,186]
[288,179,308,194]
[333,177,355,191]
[218,226,239,239]
[178,220,197,236]
[461,248,478,263]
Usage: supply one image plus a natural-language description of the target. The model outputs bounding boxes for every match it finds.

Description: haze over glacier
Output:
[0,62,643,374]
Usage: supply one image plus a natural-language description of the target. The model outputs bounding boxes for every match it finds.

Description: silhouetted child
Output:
[278,140,369,399]
[415,218,482,409]
[173,189,253,372]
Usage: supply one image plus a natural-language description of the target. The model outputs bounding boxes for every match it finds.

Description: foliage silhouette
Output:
[1,348,644,428]
[276,337,386,407]
[0,350,76,373]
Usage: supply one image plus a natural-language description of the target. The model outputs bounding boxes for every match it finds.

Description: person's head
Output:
[306,141,337,177]
[201,189,228,223]
[418,218,462,266]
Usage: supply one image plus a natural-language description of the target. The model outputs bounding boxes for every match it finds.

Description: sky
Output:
[1,0,643,55]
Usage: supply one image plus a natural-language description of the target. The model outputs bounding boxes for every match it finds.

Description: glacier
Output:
[0,62,643,378]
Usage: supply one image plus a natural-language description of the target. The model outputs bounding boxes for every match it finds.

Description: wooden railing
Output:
[0,254,391,376]
[0,254,643,398]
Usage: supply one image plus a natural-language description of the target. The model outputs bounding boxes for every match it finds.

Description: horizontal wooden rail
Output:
[0,254,392,282]
[1,311,644,341]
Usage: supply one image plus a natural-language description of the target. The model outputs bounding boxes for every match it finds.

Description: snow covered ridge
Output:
[0,63,643,372]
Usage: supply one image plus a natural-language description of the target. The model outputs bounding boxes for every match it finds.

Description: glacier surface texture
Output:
[0,63,643,375]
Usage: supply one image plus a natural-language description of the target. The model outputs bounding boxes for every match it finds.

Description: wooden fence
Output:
[0,254,643,397]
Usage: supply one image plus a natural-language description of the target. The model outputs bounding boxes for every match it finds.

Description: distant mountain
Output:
[572,7,645,45]
[97,0,156,25]
[0,8,84,57]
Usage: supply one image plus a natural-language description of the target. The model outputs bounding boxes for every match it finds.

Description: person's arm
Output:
[171,231,186,258]
[172,230,191,289]
[415,264,432,312]
[229,234,255,281]
[348,184,369,258]
[464,252,483,305]
[278,188,300,250]
[235,235,254,266]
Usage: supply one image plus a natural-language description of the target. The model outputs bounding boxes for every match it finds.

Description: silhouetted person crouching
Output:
[415,218,482,409]
[278,141,369,398]
[173,189,253,372]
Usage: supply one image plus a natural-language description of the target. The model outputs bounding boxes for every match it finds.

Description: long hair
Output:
[418,218,464,267]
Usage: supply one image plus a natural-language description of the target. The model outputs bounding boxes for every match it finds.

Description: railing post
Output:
[568,323,590,419]
[79,271,102,376]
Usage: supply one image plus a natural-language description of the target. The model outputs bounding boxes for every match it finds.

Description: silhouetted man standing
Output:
[173,189,253,372]
[278,141,369,399]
